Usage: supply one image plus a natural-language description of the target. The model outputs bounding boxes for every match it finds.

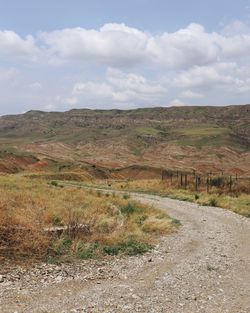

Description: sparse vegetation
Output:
[0,175,177,262]
[110,179,250,217]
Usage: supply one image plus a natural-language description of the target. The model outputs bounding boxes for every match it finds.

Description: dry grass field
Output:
[0,175,177,263]
[110,179,250,217]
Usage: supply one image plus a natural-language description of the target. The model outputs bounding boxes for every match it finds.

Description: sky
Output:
[0,0,250,115]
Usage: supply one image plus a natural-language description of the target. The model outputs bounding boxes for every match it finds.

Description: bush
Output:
[77,242,99,259]
[120,203,142,215]
[103,239,152,256]
[54,236,72,255]
[51,180,58,187]
[171,218,182,226]
[195,194,199,200]
[123,193,130,200]
[52,215,63,226]
[209,197,218,207]
[136,215,148,225]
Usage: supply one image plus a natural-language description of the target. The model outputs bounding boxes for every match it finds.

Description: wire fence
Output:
[161,170,250,194]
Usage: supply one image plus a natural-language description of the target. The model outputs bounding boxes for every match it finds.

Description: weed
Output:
[120,203,142,215]
[207,264,216,271]
[171,218,182,226]
[51,180,58,187]
[136,215,148,225]
[52,215,63,226]
[123,193,130,200]
[103,239,152,256]
[209,197,218,207]
[54,236,72,255]
[77,242,99,259]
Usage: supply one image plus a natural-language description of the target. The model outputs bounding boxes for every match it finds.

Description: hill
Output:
[0,105,250,176]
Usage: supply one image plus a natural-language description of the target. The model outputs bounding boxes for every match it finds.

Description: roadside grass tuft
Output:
[0,175,177,262]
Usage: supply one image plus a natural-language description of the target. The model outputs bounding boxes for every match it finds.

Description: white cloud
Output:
[170,99,186,107]
[70,68,167,107]
[44,103,57,111]
[0,30,38,59]
[172,62,250,94]
[221,20,250,36]
[37,22,250,69]
[1,22,250,69]
[39,24,149,67]
[1,22,250,113]
[180,90,204,99]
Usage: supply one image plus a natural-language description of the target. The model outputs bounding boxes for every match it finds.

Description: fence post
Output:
[195,175,198,191]
[229,175,232,192]
[185,174,188,189]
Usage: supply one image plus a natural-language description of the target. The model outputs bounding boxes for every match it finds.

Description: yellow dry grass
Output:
[0,175,176,262]
[111,179,250,217]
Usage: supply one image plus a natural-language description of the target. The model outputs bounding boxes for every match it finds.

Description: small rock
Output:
[0,275,4,283]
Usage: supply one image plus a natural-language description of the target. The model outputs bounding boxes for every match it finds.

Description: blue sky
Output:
[0,0,250,114]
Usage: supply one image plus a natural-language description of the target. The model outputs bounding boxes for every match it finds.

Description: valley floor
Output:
[1,192,250,313]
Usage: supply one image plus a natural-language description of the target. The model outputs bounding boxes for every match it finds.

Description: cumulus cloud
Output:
[0,30,38,60]
[172,62,250,93]
[1,22,250,68]
[39,23,149,67]
[0,22,250,113]
[37,22,250,69]
[69,68,167,108]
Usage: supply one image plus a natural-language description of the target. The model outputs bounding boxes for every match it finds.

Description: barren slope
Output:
[0,105,250,175]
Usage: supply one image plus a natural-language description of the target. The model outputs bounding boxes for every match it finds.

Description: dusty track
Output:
[1,193,249,313]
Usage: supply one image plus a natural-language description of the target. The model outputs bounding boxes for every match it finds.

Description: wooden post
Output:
[195,176,198,191]
[180,173,183,187]
[206,175,209,193]
[229,175,232,192]
[185,174,188,189]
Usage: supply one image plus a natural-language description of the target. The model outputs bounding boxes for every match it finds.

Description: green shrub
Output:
[120,203,142,215]
[171,218,182,226]
[52,215,63,226]
[54,236,72,255]
[77,242,99,259]
[123,193,130,200]
[103,239,152,256]
[51,180,58,187]
[194,194,199,200]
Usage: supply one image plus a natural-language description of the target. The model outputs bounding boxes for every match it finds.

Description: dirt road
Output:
[1,193,249,313]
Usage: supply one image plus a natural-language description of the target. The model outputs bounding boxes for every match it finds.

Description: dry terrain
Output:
[0,105,250,176]
[1,191,249,313]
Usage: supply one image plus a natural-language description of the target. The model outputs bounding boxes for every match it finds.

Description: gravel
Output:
[0,193,249,313]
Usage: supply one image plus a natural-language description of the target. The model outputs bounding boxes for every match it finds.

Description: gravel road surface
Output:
[1,193,249,313]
